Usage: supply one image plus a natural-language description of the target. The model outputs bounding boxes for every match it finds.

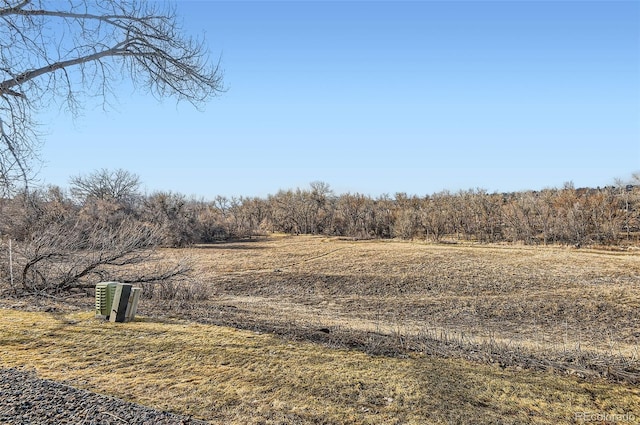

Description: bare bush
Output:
[14,218,158,292]
[141,279,209,302]
[0,176,196,296]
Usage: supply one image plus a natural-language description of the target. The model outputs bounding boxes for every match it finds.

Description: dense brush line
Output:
[1,178,639,249]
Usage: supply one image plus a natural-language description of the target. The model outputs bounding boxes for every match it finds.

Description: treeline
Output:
[2,169,637,294]
[2,170,638,248]
[221,181,639,246]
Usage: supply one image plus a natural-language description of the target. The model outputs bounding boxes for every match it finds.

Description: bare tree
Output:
[335,193,375,238]
[70,168,140,206]
[142,190,197,247]
[18,218,150,292]
[0,0,223,193]
[419,192,450,242]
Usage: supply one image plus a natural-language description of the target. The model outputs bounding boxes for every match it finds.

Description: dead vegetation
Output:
[3,234,638,384]
[1,309,639,424]
[137,235,640,384]
[2,235,640,422]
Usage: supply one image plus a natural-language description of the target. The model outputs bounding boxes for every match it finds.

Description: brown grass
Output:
[1,308,639,424]
[134,236,640,380]
[2,235,640,422]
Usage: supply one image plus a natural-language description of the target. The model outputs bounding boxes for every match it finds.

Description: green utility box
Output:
[95,282,118,319]
[95,282,141,322]
[125,287,142,322]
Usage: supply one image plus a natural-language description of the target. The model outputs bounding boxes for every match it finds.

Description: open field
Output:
[1,235,640,423]
[1,309,639,424]
[149,235,640,381]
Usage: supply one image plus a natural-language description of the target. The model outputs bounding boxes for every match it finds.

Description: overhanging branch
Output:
[0,44,130,93]
[0,0,223,194]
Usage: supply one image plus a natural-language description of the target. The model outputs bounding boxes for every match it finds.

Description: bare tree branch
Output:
[0,1,33,16]
[0,43,132,96]
[0,0,223,193]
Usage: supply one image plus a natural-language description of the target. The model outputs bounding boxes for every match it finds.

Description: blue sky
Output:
[39,0,639,198]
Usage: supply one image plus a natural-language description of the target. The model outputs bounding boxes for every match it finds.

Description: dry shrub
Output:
[141,279,209,302]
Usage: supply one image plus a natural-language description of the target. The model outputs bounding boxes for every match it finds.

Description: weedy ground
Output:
[1,309,639,424]
[160,236,640,380]
[1,235,639,423]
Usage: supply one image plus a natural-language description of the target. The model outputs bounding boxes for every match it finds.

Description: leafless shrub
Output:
[141,278,209,302]
[8,216,194,295]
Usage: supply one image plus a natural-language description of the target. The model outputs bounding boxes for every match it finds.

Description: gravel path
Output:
[0,368,210,425]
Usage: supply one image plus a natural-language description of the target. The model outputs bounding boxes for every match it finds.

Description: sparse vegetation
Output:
[1,172,639,422]
[1,308,638,424]
[1,207,639,424]
[135,235,637,383]
[1,0,636,421]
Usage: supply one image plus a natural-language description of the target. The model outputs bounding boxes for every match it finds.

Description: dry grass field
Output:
[1,309,639,424]
[2,235,640,423]
[156,235,640,381]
